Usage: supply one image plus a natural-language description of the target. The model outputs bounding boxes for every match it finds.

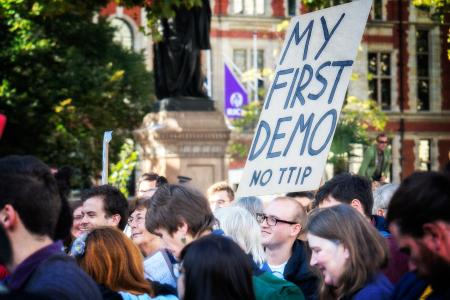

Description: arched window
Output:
[110,18,134,50]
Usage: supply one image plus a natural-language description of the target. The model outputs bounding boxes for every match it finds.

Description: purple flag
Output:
[224,64,248,119]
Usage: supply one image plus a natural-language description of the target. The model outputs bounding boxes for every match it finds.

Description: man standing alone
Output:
[359,133,391,182]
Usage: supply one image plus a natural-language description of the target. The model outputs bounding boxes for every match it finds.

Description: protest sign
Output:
[236,0,372,197]
[224,63,249,119]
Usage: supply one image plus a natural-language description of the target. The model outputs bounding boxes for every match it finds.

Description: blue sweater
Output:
[352,273,393,300]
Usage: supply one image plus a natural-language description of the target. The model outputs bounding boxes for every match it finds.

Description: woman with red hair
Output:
[73,227,177,300]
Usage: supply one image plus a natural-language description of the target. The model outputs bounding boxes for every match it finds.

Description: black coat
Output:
[284,240,319,300]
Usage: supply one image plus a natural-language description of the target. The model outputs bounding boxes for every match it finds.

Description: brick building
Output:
[101,0,450,184]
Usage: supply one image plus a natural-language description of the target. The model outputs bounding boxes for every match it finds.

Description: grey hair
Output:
[215,206,266,266]
[372,183,399,214]
[231,196,264,218]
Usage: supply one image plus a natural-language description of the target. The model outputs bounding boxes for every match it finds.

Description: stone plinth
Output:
[134,110,230,193]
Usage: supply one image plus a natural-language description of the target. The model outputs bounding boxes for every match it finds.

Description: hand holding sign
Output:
[237,0,373,197]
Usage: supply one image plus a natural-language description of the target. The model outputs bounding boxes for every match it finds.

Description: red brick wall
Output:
[402,139,415,178]
[389,0,410,110]
[214,0,228,16]
[272,0,284,17]
[441,15,450,110]
[124,7,141,25]
[438,140,450,169]
[100,2,116,16]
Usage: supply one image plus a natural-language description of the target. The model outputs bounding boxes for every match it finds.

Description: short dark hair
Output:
[146,184,215,237]
[376,132,387,142]
[315,173,373,217]
[180,234,256,300]
[0,155,61,236]
[387,171,450,237]
[81,185,129,230]
[139,172,168,187]
[286,191,315,200]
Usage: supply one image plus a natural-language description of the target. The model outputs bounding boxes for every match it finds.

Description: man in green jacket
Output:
[358,133,391,182]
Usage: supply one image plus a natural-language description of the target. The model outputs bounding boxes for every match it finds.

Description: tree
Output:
[0,0,154,187]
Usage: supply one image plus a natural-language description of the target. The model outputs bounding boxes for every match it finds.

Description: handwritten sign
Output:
[237,0,372,197]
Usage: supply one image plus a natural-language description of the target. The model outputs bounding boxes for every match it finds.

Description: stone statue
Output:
[153,0,213,110]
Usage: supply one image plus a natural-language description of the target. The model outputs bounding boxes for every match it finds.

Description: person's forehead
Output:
[131,208,146,217]
[265,200,294,218]
[139,180,157,190]
[210,190,230,202]
[83,196,105,212]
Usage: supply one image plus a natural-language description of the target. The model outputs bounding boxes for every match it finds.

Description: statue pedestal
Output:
[134,110,231,193]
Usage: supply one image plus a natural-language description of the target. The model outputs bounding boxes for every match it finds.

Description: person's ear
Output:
[291,223,302,237]
[0,204,18,230]
[343,246,350,260]
[178,221,189,235]
[350,199,365,216]
[110,214,121,227]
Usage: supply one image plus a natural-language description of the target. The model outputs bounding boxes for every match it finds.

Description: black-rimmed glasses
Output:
[256,213,298,226]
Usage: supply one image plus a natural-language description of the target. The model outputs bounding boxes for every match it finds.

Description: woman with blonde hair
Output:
[307,204,392,300]
[72,227,177,300]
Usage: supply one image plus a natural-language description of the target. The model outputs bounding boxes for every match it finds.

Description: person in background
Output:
[231,196,264,218]
[73,227,177,300]
[307,205,392,300]
[70,200,84,238]
[145,184,215,260]
[0,155,101,299]
[80,185,129,233]
[315,173,409,284]
[257,197,318,299]
[137,173,168,199]
[372,183,399,218]
[63,200,84,251]
[215,206,305,300]
[206,181,234,211]
[387,172,450,300]
[178,235,255,300]
[129,198,177,288]
[286,191,315,213]
[358,132,391,183]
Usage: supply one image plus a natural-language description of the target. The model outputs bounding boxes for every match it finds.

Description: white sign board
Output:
[237,0,373,197]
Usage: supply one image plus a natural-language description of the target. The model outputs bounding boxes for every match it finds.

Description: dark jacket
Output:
[350,273,393,300]
[284,240,319,300]
[6,241,101,300]
[392,271,450,300]
[372,215,409,284]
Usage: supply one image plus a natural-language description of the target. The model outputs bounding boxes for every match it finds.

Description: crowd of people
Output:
[0,154,449,300]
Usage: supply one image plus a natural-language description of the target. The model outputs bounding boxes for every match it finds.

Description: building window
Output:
[110,18,134,50]
[418,139,431,171]
[233,48,265,100]
[368,52,391,110]
[371,0,383,20]
[233,49,247,73]
[287,0,297,16]
[416,29,430,111]
[232,0,265,15]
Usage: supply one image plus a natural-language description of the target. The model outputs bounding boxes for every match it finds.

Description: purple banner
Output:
[224,64,248,119]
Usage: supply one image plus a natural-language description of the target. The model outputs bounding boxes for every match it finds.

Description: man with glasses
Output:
[359,132,392,183]
[257,197,318,299]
